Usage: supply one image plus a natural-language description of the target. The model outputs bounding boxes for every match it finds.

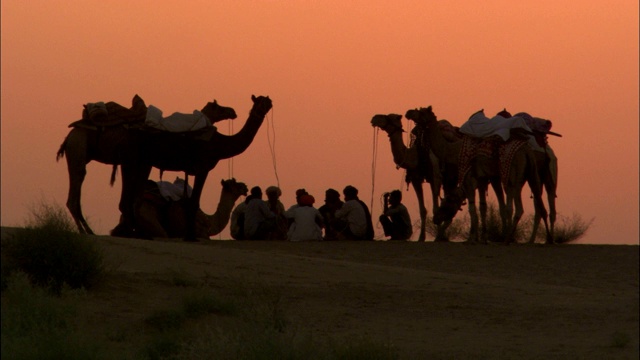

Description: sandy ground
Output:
[3,227,638,359]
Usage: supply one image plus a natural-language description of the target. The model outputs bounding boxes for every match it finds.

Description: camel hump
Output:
[438,120,462,142]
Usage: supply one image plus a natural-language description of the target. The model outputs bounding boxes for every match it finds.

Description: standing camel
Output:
[127,95,273,241]
[408,106,551,244]
[56,95,237,235]
[370,113,453,241]
[404,106,508,243]
[135,178,248,239]
[508,111,560,244]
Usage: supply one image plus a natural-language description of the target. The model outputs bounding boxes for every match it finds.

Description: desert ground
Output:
[3,227,638,359]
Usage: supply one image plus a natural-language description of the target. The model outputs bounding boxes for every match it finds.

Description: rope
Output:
[266,106,280,188]
[371,126,379,212]
[401,117,412,190]
[228,118,234,179]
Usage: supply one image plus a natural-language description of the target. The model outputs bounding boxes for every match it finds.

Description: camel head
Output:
[250,95,273,116]
[405,106,437,128]
[433,189,466,225]
[221,178,248,199]
[201,100,238,123]
[370,114,404,135]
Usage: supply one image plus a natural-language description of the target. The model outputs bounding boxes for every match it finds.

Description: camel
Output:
[370,113,452,241]
[406,106,551,244]
[57,95,272,241]
[404,106,509,243]
[513,112,559,244]
[131,95,272,241]
[135,178,248,239]
[57,95,237,235]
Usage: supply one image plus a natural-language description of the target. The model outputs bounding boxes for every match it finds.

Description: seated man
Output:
[379,190,413,241]
[318,188,344,240]
[243,186,276,240]
[230,201,247,240]
[265,186,287,240]
[334,185,374,240]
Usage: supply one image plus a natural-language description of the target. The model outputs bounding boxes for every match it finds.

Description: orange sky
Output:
[2,0,638,244]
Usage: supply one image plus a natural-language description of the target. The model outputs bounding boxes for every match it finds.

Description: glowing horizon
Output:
[1,0,638,244]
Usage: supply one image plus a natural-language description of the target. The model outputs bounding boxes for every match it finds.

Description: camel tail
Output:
[110,165,118,187]
[56,139,67,162]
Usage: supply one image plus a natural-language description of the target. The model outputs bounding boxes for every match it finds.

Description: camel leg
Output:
[504,190,515,243]
[478,183,488,244]
[507,189,526,244]
[111,164,136,237]
[547,188,557,244]
[65,159,94,234]
[465,184,479,243]
[430,180,448,242]
[530,181,551,244]
[490,179,507,241]
[61,132,94,235]
[529,212,541,244]
[528,179,543,244]
[411,179,427,242]
[436,219,451,241]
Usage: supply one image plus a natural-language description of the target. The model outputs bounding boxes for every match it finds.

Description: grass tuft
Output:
[2,199,106,294]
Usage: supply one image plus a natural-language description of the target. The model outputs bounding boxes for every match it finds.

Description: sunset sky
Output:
[2,0,638,244]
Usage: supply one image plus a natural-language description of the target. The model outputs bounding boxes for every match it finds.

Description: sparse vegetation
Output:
[1,272,107,360]
[528,212,594,244]
[1,199,106,294]
[425,202,592,243]
[0,198,614,359]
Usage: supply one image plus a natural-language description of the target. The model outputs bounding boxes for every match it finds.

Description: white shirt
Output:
[285,206,323,241]
[334,199,367,238]
[243,198,275,238]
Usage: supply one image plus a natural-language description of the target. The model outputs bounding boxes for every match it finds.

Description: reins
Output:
[266,106,280,188]
[227,117,234,179]
[371,126,379,212]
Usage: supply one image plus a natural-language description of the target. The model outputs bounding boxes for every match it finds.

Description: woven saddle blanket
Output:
[498,138,528,186]
[457,135,498,186]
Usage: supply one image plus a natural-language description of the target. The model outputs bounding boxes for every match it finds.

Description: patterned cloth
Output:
[498,139,528,186]
[456,136,499,186]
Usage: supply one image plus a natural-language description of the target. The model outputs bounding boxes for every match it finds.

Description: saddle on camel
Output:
[70,95,222,138]
[455,109,560,187]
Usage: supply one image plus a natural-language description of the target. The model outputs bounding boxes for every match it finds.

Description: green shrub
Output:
[1,272,104,360]
[2,200,106,294]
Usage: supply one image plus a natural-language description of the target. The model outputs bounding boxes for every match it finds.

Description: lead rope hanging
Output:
[228,118,234,179]
[371,126,379,212]
[266,106,280,188]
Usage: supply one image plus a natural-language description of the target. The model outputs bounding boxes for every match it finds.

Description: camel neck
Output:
[205,190,238,236]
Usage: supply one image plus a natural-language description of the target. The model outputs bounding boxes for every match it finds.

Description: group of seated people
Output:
[230,185,414,241]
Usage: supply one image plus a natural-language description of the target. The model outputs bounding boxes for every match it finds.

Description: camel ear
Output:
[252,95,256,101]
[213,100,218,105]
